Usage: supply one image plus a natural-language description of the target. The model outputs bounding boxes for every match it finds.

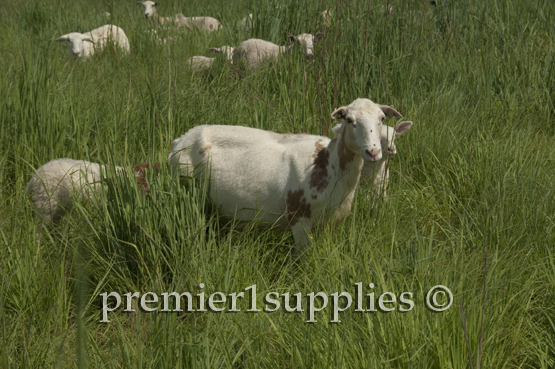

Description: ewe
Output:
[26,159,159,238]
[185,46,236,73]
[168,98,403,255]
[137,1,221,32]
[56,24,130,58]
[332,121,413,198]
[232,33,324,69]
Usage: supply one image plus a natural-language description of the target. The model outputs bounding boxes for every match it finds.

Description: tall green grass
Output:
[1,0,554,367]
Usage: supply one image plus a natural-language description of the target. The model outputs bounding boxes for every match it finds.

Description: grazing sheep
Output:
[185,46,236,73]
[232,33,324,70]
[26,159,160,238]
[56,24,130,58]
[137,1,222,31]
[168,98,403,255]
[332,121,413,198]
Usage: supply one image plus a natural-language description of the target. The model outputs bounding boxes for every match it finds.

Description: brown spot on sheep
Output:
[309,140,330,192]
[286,189,311,226]
[133,162,161,195]
[198,145,211,157]
[337,128,354,170]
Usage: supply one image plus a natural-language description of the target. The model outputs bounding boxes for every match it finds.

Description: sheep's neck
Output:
[280,44,293,54]
[326,129,364,192]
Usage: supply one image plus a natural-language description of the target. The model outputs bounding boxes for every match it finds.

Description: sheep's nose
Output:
[306,54,315,60]
[365,147,379,160]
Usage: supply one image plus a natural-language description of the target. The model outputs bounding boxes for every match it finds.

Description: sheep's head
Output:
[137,1,159,19]
[286,33,324,59]
[209,46,236,61]
[56,33,95,58]
[331,99,403,162]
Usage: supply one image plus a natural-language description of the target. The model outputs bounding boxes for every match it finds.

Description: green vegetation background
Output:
[1,0,554,367]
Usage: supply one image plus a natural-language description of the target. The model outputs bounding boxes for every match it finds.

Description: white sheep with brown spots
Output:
[137,1,222,32]
[56,24,130,58]
[26,159,159,239]
[332,120,413,199]
[232,33,324,70]
[168,98,403,256]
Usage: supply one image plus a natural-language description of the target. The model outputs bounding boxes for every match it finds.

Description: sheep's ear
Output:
[379,104,402,118]
[154,1,160,6]
[394,121,413,135]
[331,106,348,120]
[136,2,144,6]
[83,38,95,44]
[314,32,325,41]
[286,35,295,43]
[331,123,342,135]
[56,35,70,42]
[209,47,221,53]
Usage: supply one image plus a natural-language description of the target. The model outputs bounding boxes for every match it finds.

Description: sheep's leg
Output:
[291,218,311,259]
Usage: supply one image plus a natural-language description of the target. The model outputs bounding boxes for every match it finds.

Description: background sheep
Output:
[232,33,324,70]
[56,24,130,58]
[137,1,222,31]
[26,159,159,238]
[185,46,236,73]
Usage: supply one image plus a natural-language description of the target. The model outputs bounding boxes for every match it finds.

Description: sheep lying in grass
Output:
[232,33,324,70]
[56,25,130,58]
[26,159,160,238]
[168,98,403,255]
[185,46,236,73]
[331,120,413,199]
[137,1,222,31]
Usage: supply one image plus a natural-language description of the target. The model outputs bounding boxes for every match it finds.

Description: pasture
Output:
[1,0,554,367]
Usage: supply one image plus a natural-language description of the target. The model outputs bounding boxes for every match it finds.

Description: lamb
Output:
[168,98,403,255]
[185,46,236,73]
[26,159,160,238]
[56,25,130,58]
[331,121,413,198]
[232,33,324,69]
[137,1,222,32]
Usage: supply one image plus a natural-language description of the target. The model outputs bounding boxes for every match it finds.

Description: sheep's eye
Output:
[346,117,354,124]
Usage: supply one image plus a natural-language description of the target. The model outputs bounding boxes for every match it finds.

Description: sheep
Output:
[232,33,324,70]
[168,98,403,255]
[185,46,236,73]
[136,1,222,32]
[26,159,160,238]
[56,24,130,58]
[331,121,413,199]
